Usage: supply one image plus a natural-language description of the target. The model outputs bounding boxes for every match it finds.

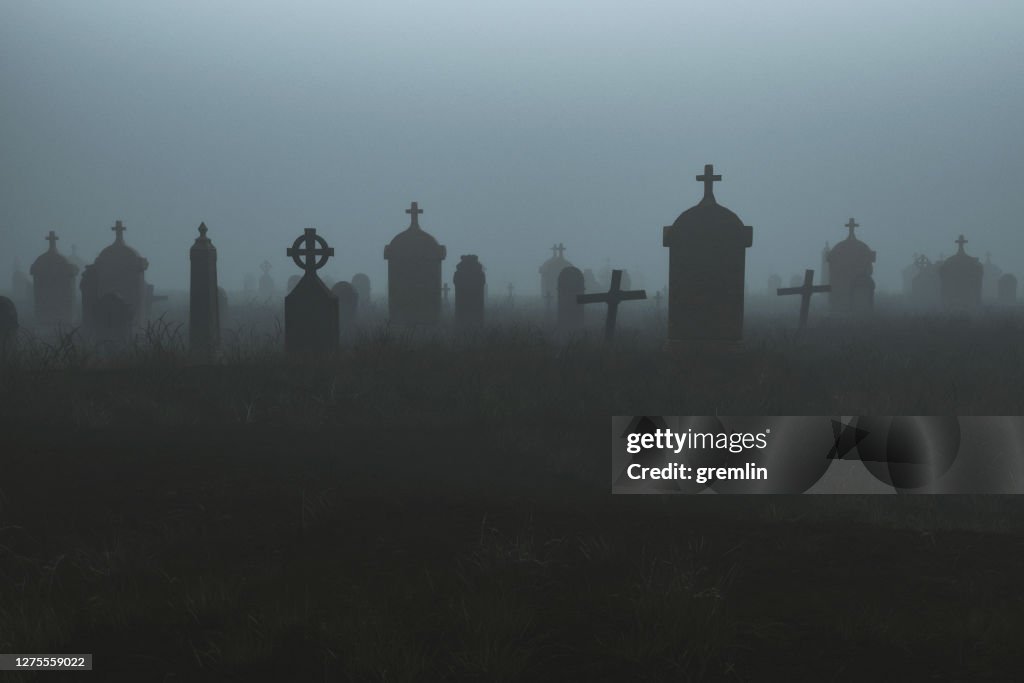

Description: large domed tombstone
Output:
[939,235,982,311]
[556,266,584,332]
[30,230,79,328]
[285,228,339,355]
[662,164,753,349]
[383,201,446,326]
[80,220,150,341]
[453,255,485,328]
[538,243,572,301]
[826,218,876,314]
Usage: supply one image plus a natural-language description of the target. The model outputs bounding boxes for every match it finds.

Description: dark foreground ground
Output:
[2,313,1024,681]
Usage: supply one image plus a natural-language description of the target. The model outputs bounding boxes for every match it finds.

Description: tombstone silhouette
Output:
[939,235,982,311]
[453,254,485,327]
[351,273,371,311]
[383,201,446,326]
[577,269,647,341]
[557,266,585,331]
[189,223,220,355]
[662,164,753,348]
[539,243,571,301]
[997,273,1017,305]
[0,296,18,353]
[331,281,359,334]
[80,220,150,339]
[827,218,876,314]
[777,269,830,329]
[30,230,79,328]
[910,255,941,309]
[285,228,339,354]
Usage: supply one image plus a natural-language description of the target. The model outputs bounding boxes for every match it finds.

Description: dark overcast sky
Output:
[2,0,1022,293]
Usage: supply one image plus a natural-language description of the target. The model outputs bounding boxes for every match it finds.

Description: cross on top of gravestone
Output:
[406,201,423,228]
[845,218,860,239]
[112,220,127,242]
[955,234,968,253]
[777,268,830,329]
[287,228,334,273]
[46,230,59,250]
[552,243,566,259]
[577,269,647,341]
[696,164,722,202]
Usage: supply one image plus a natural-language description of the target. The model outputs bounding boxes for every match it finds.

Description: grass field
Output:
[2,308,1024,681]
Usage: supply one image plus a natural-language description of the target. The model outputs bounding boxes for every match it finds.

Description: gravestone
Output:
[189,222,220,355]
[557,266,585,331]
[287,275,301,294]
[285,228,339,354]
[538,243,572,300]
[0,296,18,353]
[453,254,485,327]
[902,254,924,296]
[939,235,982,311]
[258,261,276,298]
[826,218,876,314]
[383,201,446,326]
[663,164,753,348]
[997,273,1017,305]
[777,269,830,329]
[80,220,150,340]
[331,281,359,334]
[577,269,647,341]
[352,273,371,310]
[30,230,79,327]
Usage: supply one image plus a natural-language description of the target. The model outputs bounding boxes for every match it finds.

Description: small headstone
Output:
[285,229,339,354]
[352,273,371,310]
[910,255,941,309]
[538,243,572,300]
[30,230,79,327]
[189,222,220,355]
[331,281,359,334]
[939,235,982,311]
[997,273,1017,305]
[453,254,485,327]
[258,260,276,298]
[777,269,830,329]
[826,218,875,314]
[0,296,18,353]
[577,269,647,341]
[557,266,585,331]
[383,201,446,326]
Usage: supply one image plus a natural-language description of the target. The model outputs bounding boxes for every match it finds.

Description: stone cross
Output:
[845,218,859,239]
[577,269,647,341]
[955,234,968,253]
[696,164,722,201]
[46,230,59,250]
[287,228,334,274]
[552,243,566,259]
[112,220,126,241]
[777,269,830,329]
[406,201,423,228]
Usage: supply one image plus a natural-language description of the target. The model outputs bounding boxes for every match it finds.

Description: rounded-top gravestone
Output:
[453,254,486,327]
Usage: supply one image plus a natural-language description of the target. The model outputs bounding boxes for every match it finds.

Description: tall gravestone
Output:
[189,222,220,354]
[30,230,79,328]
[352,273,371,311]
[826,218,875,314]
[939,235,982,311]
[557,266,585,331]
[383,202,446,326]
[331,281,359,335]
[662,164,753,349]
[453,254,485,327]
[80,220,150,341]
[285,229,339,354]
[998,273,1017,305]
[539,243,572,299]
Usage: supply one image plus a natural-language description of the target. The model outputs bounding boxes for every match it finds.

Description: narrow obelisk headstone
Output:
[777,269,830,329]
[453,254,485,327]
[285,228,339,354]
[577,269,647,341]
[557,266,585,332]
[189,222,220,354]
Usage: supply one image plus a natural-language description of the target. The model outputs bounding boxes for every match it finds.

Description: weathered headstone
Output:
[258,260,275,298]
[30,230,79,327]
[285,228,339,354]
[577,269,647,341]
[383,202,446,326]
[80,220,150,340]
[939,235,982,311]
[826,218,875,314]
[189,222,220,354]
[331,281,359,334]
[663,164,753,349]
[352,273,371,310]
[998,273,1017,305]
[453,254,485,327]
[777,269,830,329]
[539,243,572,300]
[557,266,585,331]
[0,296,18,353]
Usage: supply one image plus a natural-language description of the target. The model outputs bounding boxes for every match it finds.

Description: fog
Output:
[2,0,1022,293]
